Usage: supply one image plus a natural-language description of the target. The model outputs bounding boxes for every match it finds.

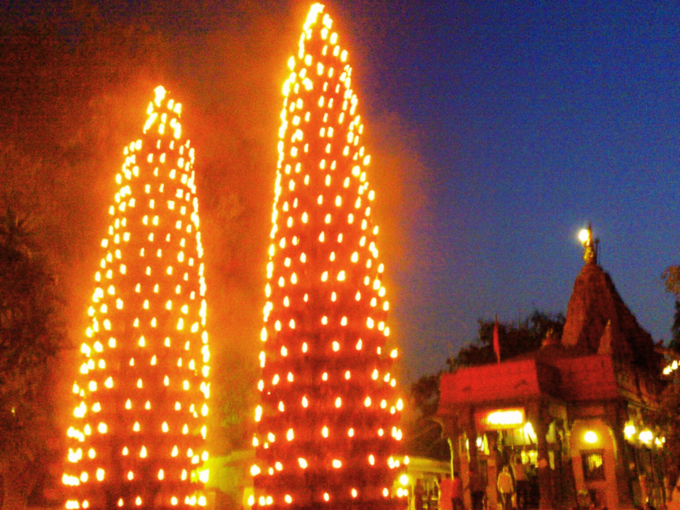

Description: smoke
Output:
[170,1,433,435]
[162,1,433,393]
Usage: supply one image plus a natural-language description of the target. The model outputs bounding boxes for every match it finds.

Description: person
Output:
[429,481,438,510]
[452,473,464,510]
[640,473,650,509]
[526,464,538,507]
[414,479,425,510]
[440,473,454,510]
[497,465,515,510]
[432,478,440,509]
[469,468,486,510]
[513,457,529,510]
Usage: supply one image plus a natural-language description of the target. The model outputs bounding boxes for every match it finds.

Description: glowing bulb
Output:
[584,431,598,444]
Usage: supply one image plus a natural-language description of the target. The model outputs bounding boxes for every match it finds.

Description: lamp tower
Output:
[251,4,403,509]
[63,87,210,510]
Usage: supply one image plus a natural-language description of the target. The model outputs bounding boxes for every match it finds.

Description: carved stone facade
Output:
[438,262,666,510]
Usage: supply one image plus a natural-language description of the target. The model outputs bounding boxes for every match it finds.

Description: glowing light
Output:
[624,424,636,439]
[484,409,524,427]
[254,5,397,507]
[639,430,654,444]
[64,87,210,507]
[584,431,598,444]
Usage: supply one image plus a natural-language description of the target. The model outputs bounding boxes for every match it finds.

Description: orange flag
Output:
[493,315,501,364]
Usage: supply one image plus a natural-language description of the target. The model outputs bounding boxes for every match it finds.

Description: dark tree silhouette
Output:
[407,311,565,462]
[449,310,565,370]
[0,208,66,510]
[662,266,680,353]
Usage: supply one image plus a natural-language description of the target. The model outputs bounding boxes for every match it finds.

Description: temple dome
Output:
[560,262,658,372]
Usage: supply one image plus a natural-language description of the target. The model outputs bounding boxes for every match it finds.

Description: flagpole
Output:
[493,314,501,364]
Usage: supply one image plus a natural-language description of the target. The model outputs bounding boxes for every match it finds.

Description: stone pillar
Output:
[605,404,634,509]
[554,417,580,509]
[448,436,456,475]
[552,419,566,507]
[436,415,456,477]
[487,431,500,510]
[463,414,480,510]
[460,437,471,510]
[452,418,462,478]
[529,404,554,510]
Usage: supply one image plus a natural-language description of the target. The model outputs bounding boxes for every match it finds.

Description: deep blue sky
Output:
[332,1,680,380]
[7,0,680,382]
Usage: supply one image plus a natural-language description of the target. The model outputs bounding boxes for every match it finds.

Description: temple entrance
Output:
[456,407,575,510]
[465,423,541,510]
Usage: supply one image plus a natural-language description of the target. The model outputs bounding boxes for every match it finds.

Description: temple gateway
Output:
[437,228,668,510]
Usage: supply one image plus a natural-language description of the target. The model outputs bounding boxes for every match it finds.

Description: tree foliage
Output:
[646,377,680,477]
[662,266,680,353]
[406,373,449,461]
[409,310,565,419]
[663,266,680,297]
[407,310,565,461]
[449,310,565,371]
[668,300,680,353]
[411,373,440,418]
[654,267,680,472]
[0,209,66,508]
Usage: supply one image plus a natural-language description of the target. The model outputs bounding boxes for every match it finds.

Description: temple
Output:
[437,226,667,509]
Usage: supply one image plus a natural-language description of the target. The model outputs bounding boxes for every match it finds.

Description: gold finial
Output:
[578,223,598,265]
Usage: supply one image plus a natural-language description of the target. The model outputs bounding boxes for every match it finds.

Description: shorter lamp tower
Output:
[63,86,210,510]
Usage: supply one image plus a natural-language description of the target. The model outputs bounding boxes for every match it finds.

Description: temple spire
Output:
[578,223,599,265]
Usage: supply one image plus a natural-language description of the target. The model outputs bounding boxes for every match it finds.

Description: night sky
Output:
[5,0,680,383]
[336,0,680,380]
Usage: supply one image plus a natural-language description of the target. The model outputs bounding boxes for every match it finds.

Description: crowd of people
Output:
[413,456,536,510]
[412,457,678,510]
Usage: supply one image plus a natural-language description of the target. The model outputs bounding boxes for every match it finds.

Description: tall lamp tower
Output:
[251,4,404,509]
